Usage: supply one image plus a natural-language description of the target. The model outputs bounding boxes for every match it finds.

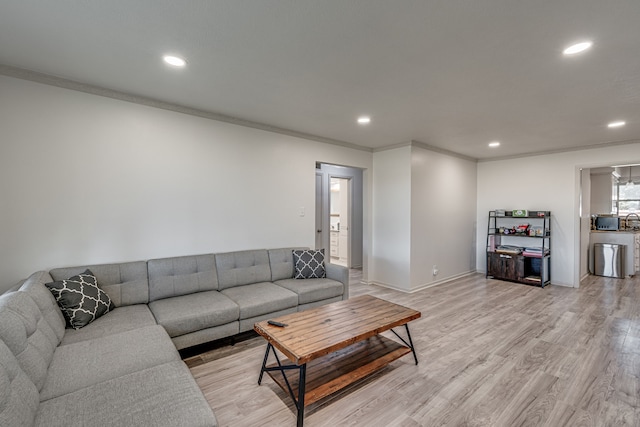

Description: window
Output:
[616,181,640,215]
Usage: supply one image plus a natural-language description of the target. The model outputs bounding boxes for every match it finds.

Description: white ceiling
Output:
[1,1,640,160]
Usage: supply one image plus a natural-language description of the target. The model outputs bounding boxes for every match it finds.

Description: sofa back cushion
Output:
[147,254,218,302]
[19,271,66,343]
[49,261,148,307]
[0,339,39,427]
[268,247,306,281]
[215,250,272,290]
[0,291,58,391]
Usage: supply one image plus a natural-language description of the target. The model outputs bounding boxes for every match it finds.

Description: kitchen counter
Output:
[591,230,640,233]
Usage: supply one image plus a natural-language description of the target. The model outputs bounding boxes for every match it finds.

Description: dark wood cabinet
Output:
[487,252,524,281]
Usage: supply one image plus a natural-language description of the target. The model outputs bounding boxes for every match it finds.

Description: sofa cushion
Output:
[50,261,149,306]
[45,269,114,329]
[19,271,66,344]
[238,307,297,333]
[60,304,157,345]
[40,325,179,401]
[148,291,239,338]
[0,339,40,427]
[215,250,272,290]
[0,291,58,391]
[36,361,218,427]
[268,247,306,281]
[148,254,218,302]
[171,322,240,351]
[220,282,297,319]
[274,278,344,305]
[293,249,326,279]
[299,296,344,312]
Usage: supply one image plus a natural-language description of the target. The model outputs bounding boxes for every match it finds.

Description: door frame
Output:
[315,163,363,269]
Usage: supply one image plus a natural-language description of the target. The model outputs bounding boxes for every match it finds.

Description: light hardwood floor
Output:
[184,271,640,426]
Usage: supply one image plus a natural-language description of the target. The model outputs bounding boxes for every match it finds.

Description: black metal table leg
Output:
[404,323,418,365]
[390,323,418,365]
[258,342,272,384]
[257,343,309,426]
[297,364,307,427]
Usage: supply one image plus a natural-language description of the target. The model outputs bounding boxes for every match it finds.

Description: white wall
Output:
[7,74,640,294]
[0,75,373,292]
[371,147,412,290]
[410,146,477,290]
[476,143,640,287]
[370,145,477,292]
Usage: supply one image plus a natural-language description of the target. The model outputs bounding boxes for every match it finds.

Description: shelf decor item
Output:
[486,210,551,288]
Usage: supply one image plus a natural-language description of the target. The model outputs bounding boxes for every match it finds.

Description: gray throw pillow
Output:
[45,269,114,329]
[293,249,326,279]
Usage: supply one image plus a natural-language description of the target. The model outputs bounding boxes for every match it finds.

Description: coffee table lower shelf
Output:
[265,334,411,406]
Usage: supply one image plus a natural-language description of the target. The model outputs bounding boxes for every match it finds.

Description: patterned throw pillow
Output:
[293,249,326,279]
[45,269,114,329]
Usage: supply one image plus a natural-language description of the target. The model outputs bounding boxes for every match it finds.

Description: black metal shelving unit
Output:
[486,210,551,288]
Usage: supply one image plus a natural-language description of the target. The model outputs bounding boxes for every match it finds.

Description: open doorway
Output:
[315,163,363,269]
[579,162,640,284]
[330,177,350,267]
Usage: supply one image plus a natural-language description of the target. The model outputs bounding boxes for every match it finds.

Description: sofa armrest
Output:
[325,263,349,300]
[2,279,24,295]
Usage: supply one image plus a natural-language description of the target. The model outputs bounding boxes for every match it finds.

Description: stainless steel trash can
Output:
[594,243,626,278]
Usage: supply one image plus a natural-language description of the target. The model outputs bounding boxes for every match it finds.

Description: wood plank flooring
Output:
[185,271,640,426]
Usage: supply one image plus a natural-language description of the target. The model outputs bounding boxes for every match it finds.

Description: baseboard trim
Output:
[363,280,409,293]
[410,270,477,293]
[363,270,477,293]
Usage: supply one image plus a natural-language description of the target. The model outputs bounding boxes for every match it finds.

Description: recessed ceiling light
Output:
[608,121,626,128]
[488,141,500,148]
[163,55,187,67]
[357,116,371,125]
[563,41,593,55]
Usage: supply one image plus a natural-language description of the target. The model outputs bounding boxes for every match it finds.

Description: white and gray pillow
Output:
[45,269,114,329]
[293,249,326,279]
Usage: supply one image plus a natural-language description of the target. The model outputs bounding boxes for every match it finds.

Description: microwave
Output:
[595,216,620,231]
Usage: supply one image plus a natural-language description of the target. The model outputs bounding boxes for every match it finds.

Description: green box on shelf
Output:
[512,209,528,217]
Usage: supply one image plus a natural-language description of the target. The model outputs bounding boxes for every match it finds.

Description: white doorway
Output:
[315,163,363,269]
[330,177,351,267]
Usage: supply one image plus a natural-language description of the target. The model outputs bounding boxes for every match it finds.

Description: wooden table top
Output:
[254,295,421,365]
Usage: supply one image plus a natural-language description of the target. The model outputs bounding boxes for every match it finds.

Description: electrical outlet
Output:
[433,265,439,276]
[299,207,305,217]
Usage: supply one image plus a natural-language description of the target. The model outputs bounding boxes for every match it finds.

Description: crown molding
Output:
[410,140,477,162]
[478,138,640,162]
[5,64,635,163]
[0,64,373,153]
[371,141,412,152]
[372,140,477,162]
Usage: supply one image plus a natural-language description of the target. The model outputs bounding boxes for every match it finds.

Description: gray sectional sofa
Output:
[0,248,349,427]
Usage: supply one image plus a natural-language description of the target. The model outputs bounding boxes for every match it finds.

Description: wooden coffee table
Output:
[254,295,421,426]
